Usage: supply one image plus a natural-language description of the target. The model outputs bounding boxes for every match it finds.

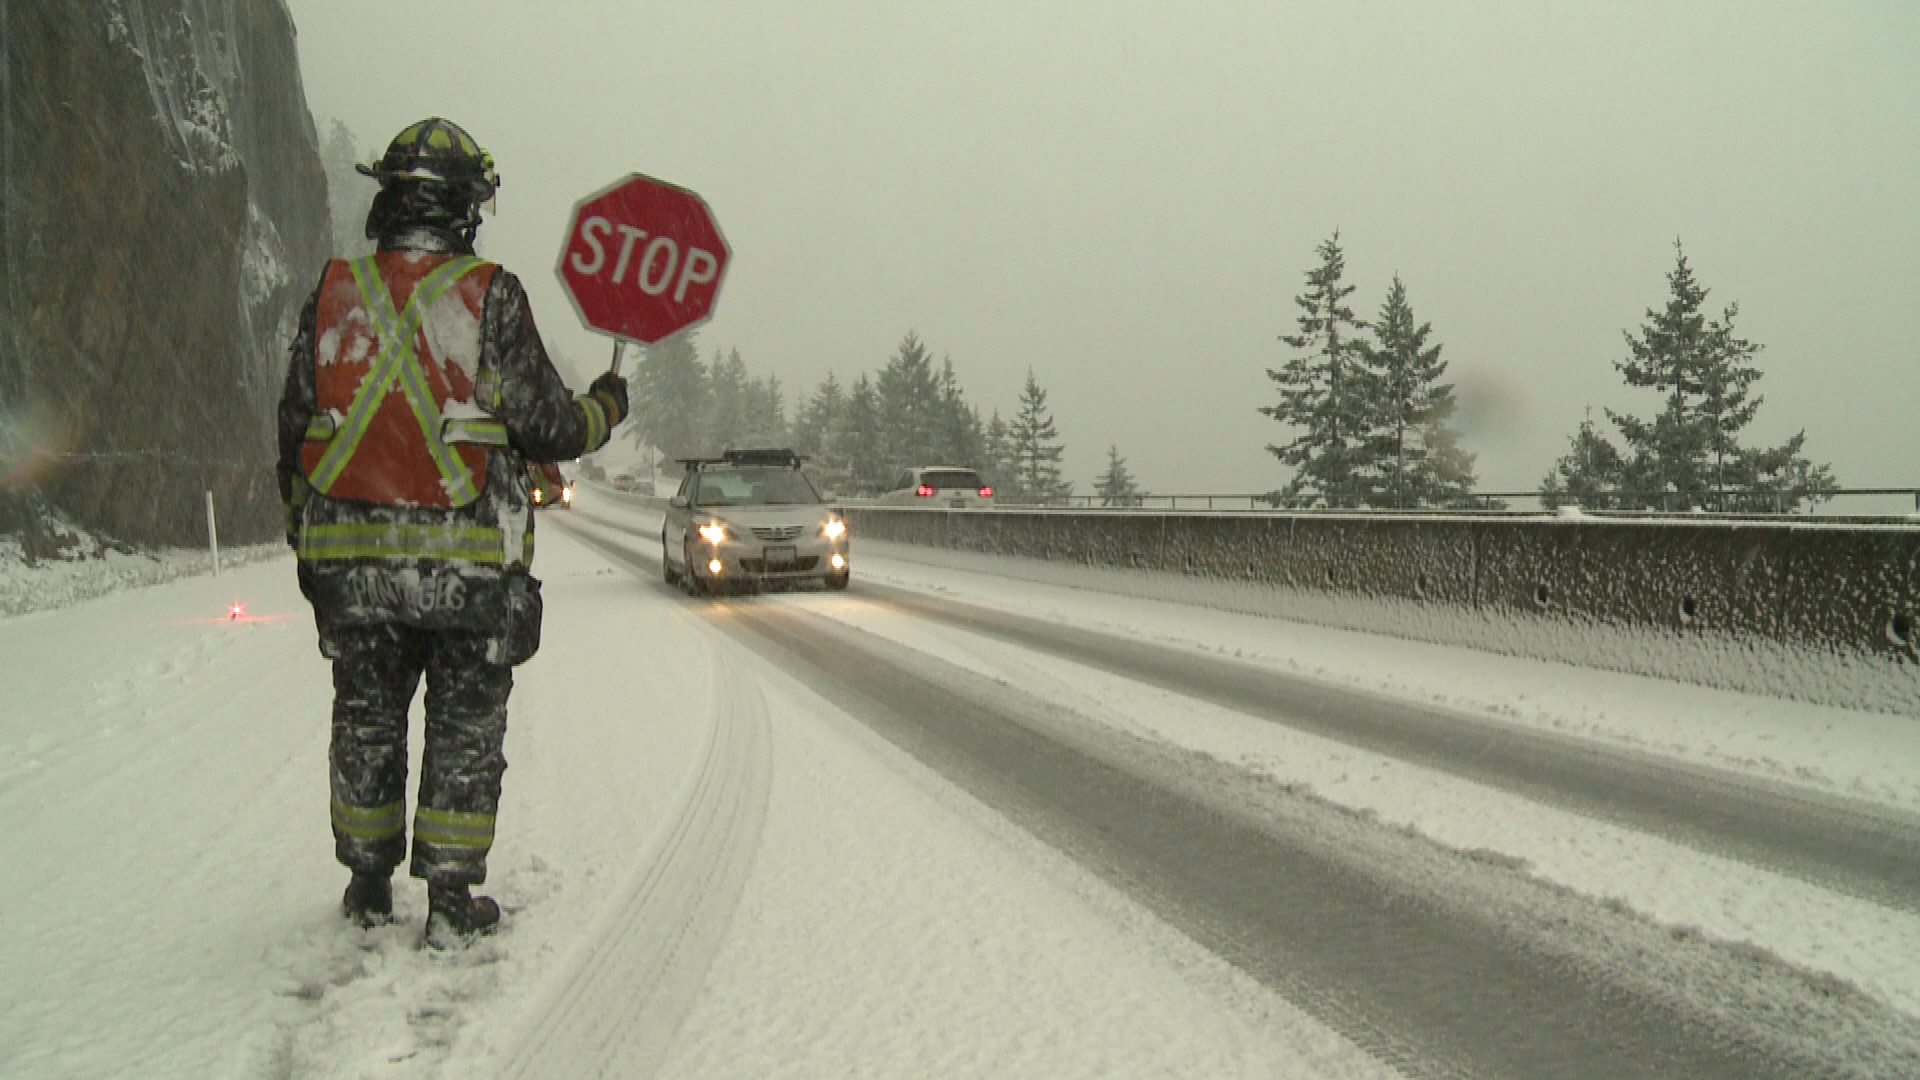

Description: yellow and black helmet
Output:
[357,117,499,202]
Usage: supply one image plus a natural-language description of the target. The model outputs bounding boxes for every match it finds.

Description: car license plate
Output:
[764,544,796,567]
[950,499,967,508]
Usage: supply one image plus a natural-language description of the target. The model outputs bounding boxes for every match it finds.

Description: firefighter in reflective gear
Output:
[276,117,628,947]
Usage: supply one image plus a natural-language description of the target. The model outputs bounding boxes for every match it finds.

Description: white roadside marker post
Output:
[205,491,220,577]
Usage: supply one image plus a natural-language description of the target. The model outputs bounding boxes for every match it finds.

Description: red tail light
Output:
[978,486,993,498]
[915,484,935,497]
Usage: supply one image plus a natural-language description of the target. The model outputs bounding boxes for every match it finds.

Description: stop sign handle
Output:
[608,340,625,376]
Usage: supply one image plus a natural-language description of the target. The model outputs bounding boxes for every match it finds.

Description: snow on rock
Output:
[2,0,329,548]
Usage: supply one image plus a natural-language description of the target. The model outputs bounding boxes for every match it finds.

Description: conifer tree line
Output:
[622,331,1077,502]
[1263,233,1836,513]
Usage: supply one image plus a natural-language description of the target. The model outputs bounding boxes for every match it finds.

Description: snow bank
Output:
[0,535,283,618]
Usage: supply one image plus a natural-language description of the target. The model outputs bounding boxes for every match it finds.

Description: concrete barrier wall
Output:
[842,506,1920,712]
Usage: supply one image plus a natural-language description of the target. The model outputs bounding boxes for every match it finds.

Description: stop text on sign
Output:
[566,217,719,305]
[555,172,730,345]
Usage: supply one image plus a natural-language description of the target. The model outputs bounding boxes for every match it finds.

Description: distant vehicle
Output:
[528,463,571,509]
[661,448,850,595]
[610,473,652,495]
[878,466,995,508]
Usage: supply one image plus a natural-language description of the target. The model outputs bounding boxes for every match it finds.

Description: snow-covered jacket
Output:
[276,228,614,660]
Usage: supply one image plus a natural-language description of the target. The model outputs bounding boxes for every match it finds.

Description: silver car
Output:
[661,449,850,594]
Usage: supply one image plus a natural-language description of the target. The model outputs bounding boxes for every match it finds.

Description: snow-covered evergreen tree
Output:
[1263,232,1373,506]
[1359,276,1475,507]
[1008,369,1071,503]
[792,372,846,493]
[627,330,707,463]
[702,348,750,454]
[835,375,890,495]
[740,373,788,449]
[876,333,941,471]
[793,372,842,458]
[1540,411,1627,510]
[982,409,1014,493]
[1094,445,1142,507]
[932,357,985,469]
[1549,242,1836,512]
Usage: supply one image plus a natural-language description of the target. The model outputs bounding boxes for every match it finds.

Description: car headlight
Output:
[698,523,728,544]
[822,519,847,540]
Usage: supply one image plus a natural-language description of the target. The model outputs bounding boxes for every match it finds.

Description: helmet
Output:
[359,118,500,247]
[357,117,499,202]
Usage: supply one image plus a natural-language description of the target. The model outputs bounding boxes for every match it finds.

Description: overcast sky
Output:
[289,1,1919,499]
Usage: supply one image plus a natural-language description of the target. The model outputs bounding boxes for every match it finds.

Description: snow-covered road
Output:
[3,485,1917,1078]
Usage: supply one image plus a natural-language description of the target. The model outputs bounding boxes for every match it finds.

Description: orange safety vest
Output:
[299,253,507,508]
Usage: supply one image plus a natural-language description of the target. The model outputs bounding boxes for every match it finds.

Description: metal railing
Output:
[973,487,1920,517]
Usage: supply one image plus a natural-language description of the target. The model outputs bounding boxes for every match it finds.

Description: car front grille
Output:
[738,555,820,573]
[751,525,805,541]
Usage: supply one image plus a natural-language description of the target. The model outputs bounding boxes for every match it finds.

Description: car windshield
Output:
[692,466,823,507]
[921,470,984,490]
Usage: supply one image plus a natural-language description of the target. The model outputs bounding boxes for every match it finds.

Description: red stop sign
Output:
[555,173,730,344]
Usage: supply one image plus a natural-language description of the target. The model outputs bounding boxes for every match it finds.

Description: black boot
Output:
[341,872,393,928]
[424,883,501,949]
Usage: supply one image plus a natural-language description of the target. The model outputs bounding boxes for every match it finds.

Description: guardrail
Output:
[964,487,1920,516]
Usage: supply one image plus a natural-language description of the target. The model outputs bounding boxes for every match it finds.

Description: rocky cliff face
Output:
[0,0,328,550]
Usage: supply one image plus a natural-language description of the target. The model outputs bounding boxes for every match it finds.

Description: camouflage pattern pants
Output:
[326,622,513,886]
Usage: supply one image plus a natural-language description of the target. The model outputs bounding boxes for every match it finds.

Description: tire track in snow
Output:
[565,507,1920,913]
[729,602,1920,1080]
[843,584,1920,915]
[557,507,1920,1077]
[499,518,772,1080]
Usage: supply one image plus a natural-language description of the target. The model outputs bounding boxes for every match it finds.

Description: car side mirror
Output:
[669,495,688,509]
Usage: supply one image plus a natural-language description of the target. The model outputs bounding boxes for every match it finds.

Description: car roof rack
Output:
[721,447,805,468]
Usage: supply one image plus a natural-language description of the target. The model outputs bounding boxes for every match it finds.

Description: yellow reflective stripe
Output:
[475,371,503,409]
[309,258,405,490]
[443,418,509,446]
[332,797,405,840]
[355,259,484,505]
[311,257,482,496]
[576,395,608,450]
[415,806,495,850]
[305,415,337,441]
[306,544,505,563]
[298,523,511,564]
[394,343,480,504]
[285,475,311,532]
